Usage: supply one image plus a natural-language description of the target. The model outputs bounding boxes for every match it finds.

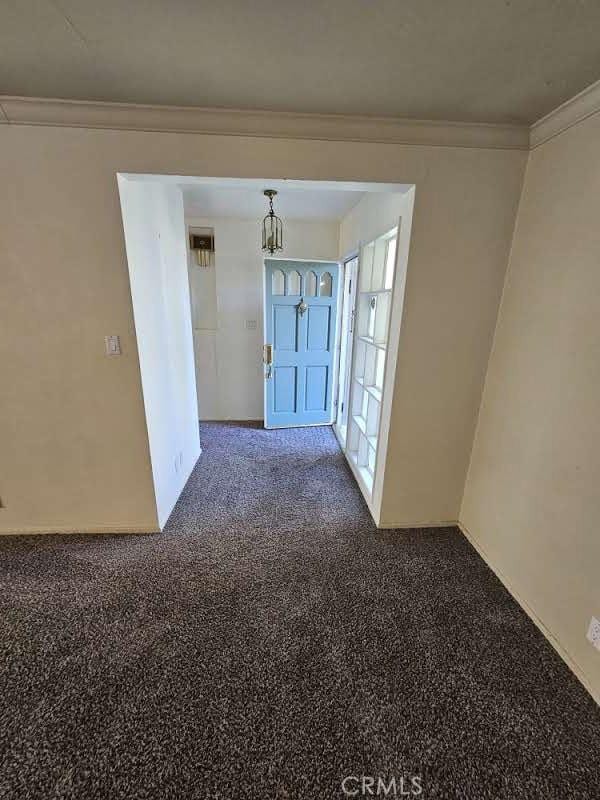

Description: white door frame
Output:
[333,251,359,448]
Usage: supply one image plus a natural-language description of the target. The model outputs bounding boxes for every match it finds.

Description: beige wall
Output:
[380,152,526,526]
[461,112,600,702]
[186,216,339,421]
[0,124,526,533]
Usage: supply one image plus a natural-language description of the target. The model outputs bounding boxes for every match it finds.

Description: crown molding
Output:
[4,86,600,151]
[0,95,529,150]
[530,77,600,149]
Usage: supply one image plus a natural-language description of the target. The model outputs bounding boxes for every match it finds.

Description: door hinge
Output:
[341,401,344,413]
[348,279,352,294]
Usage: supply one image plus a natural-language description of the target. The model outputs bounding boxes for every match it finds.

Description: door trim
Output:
[333,252,359,445]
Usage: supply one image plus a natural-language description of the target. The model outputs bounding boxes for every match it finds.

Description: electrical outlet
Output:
[586,617,600,651]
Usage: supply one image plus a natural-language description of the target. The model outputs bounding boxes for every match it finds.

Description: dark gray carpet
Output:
[0,423,598,799]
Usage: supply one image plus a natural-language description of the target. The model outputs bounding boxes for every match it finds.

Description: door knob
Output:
[297,299,308,317]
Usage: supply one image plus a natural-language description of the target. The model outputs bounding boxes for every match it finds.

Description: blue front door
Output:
[264,260,339,428]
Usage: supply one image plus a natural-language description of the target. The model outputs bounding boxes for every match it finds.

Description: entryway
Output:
[118,175,414,528]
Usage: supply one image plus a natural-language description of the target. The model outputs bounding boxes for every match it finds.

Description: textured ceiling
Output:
[2,1,600,124]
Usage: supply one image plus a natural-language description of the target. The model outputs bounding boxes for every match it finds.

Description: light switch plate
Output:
[586,617,600,651]
[245,320,257,330]
[105,335,121,356]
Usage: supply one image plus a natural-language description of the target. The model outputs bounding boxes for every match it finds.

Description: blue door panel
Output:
[305,366,328,411]
[265,259,339,428]
[306,306,331,351]
[274,367,297,412]
[274,305,298,350]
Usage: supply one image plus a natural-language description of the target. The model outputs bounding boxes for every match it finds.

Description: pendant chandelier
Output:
[261,189,283,254]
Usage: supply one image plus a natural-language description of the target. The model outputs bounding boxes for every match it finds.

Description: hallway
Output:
[0,423,598,799]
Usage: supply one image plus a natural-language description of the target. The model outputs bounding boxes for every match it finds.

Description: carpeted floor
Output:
[0,423,598,799]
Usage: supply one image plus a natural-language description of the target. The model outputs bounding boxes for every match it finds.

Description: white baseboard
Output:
[377,519,458,530]
[200,418,263,422]
[332,424,344,450]
[458,521,599,706]
[0,523,160,536]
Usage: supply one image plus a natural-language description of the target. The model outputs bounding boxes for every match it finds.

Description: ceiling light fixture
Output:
[261,189,283,254]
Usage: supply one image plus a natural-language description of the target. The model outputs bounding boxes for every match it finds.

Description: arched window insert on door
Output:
[286,270,302,295]
[305,271,317,297]
[272,268,285,295]
[319,272,333,297]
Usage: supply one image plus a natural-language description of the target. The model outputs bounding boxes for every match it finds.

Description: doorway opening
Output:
[117,174,414,527]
